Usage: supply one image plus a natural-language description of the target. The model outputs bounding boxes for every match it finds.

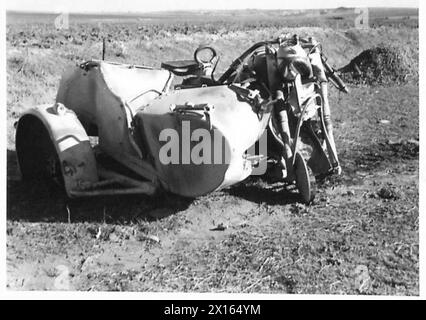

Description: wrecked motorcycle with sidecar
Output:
[15,34,348,203]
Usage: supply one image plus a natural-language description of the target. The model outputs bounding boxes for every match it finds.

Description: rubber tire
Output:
[16,116,63,186]
[294,152,316,204]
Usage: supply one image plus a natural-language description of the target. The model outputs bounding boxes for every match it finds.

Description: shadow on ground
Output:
[7,150,193,223]
[227,177,302,205]
[7,138,419,223]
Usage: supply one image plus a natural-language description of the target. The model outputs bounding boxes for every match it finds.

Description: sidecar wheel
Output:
[294,152,316,204]
[16,115,64,187]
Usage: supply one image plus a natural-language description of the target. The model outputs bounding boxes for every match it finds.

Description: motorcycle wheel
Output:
[294,152,316,204]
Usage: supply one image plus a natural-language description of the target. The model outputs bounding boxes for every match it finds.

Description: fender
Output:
[15,103,98,197]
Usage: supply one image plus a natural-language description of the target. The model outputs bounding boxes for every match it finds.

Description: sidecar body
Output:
[16,60,271,198]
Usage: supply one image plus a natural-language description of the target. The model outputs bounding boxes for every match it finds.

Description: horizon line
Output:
[6,6,419,15]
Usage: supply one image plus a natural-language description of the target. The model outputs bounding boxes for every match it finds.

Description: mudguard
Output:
[15,103,98,197]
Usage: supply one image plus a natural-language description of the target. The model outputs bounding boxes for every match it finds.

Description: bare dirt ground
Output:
[6,10,419,294]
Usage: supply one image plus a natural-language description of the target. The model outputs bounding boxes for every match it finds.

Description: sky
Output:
[5,0,420,13]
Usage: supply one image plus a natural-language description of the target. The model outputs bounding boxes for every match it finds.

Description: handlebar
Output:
[321,54,349,93]
[279,34,349,93]
[218,35,313,84]
[218,39,279,84]
[217,36,349,94]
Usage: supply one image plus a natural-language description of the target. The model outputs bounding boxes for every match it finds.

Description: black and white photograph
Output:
[2,0,421,298]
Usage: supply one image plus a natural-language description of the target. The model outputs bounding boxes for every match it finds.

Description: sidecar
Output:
[15,39,343,203]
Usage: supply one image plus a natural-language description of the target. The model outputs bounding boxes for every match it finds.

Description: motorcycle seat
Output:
[161,60,201,76]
